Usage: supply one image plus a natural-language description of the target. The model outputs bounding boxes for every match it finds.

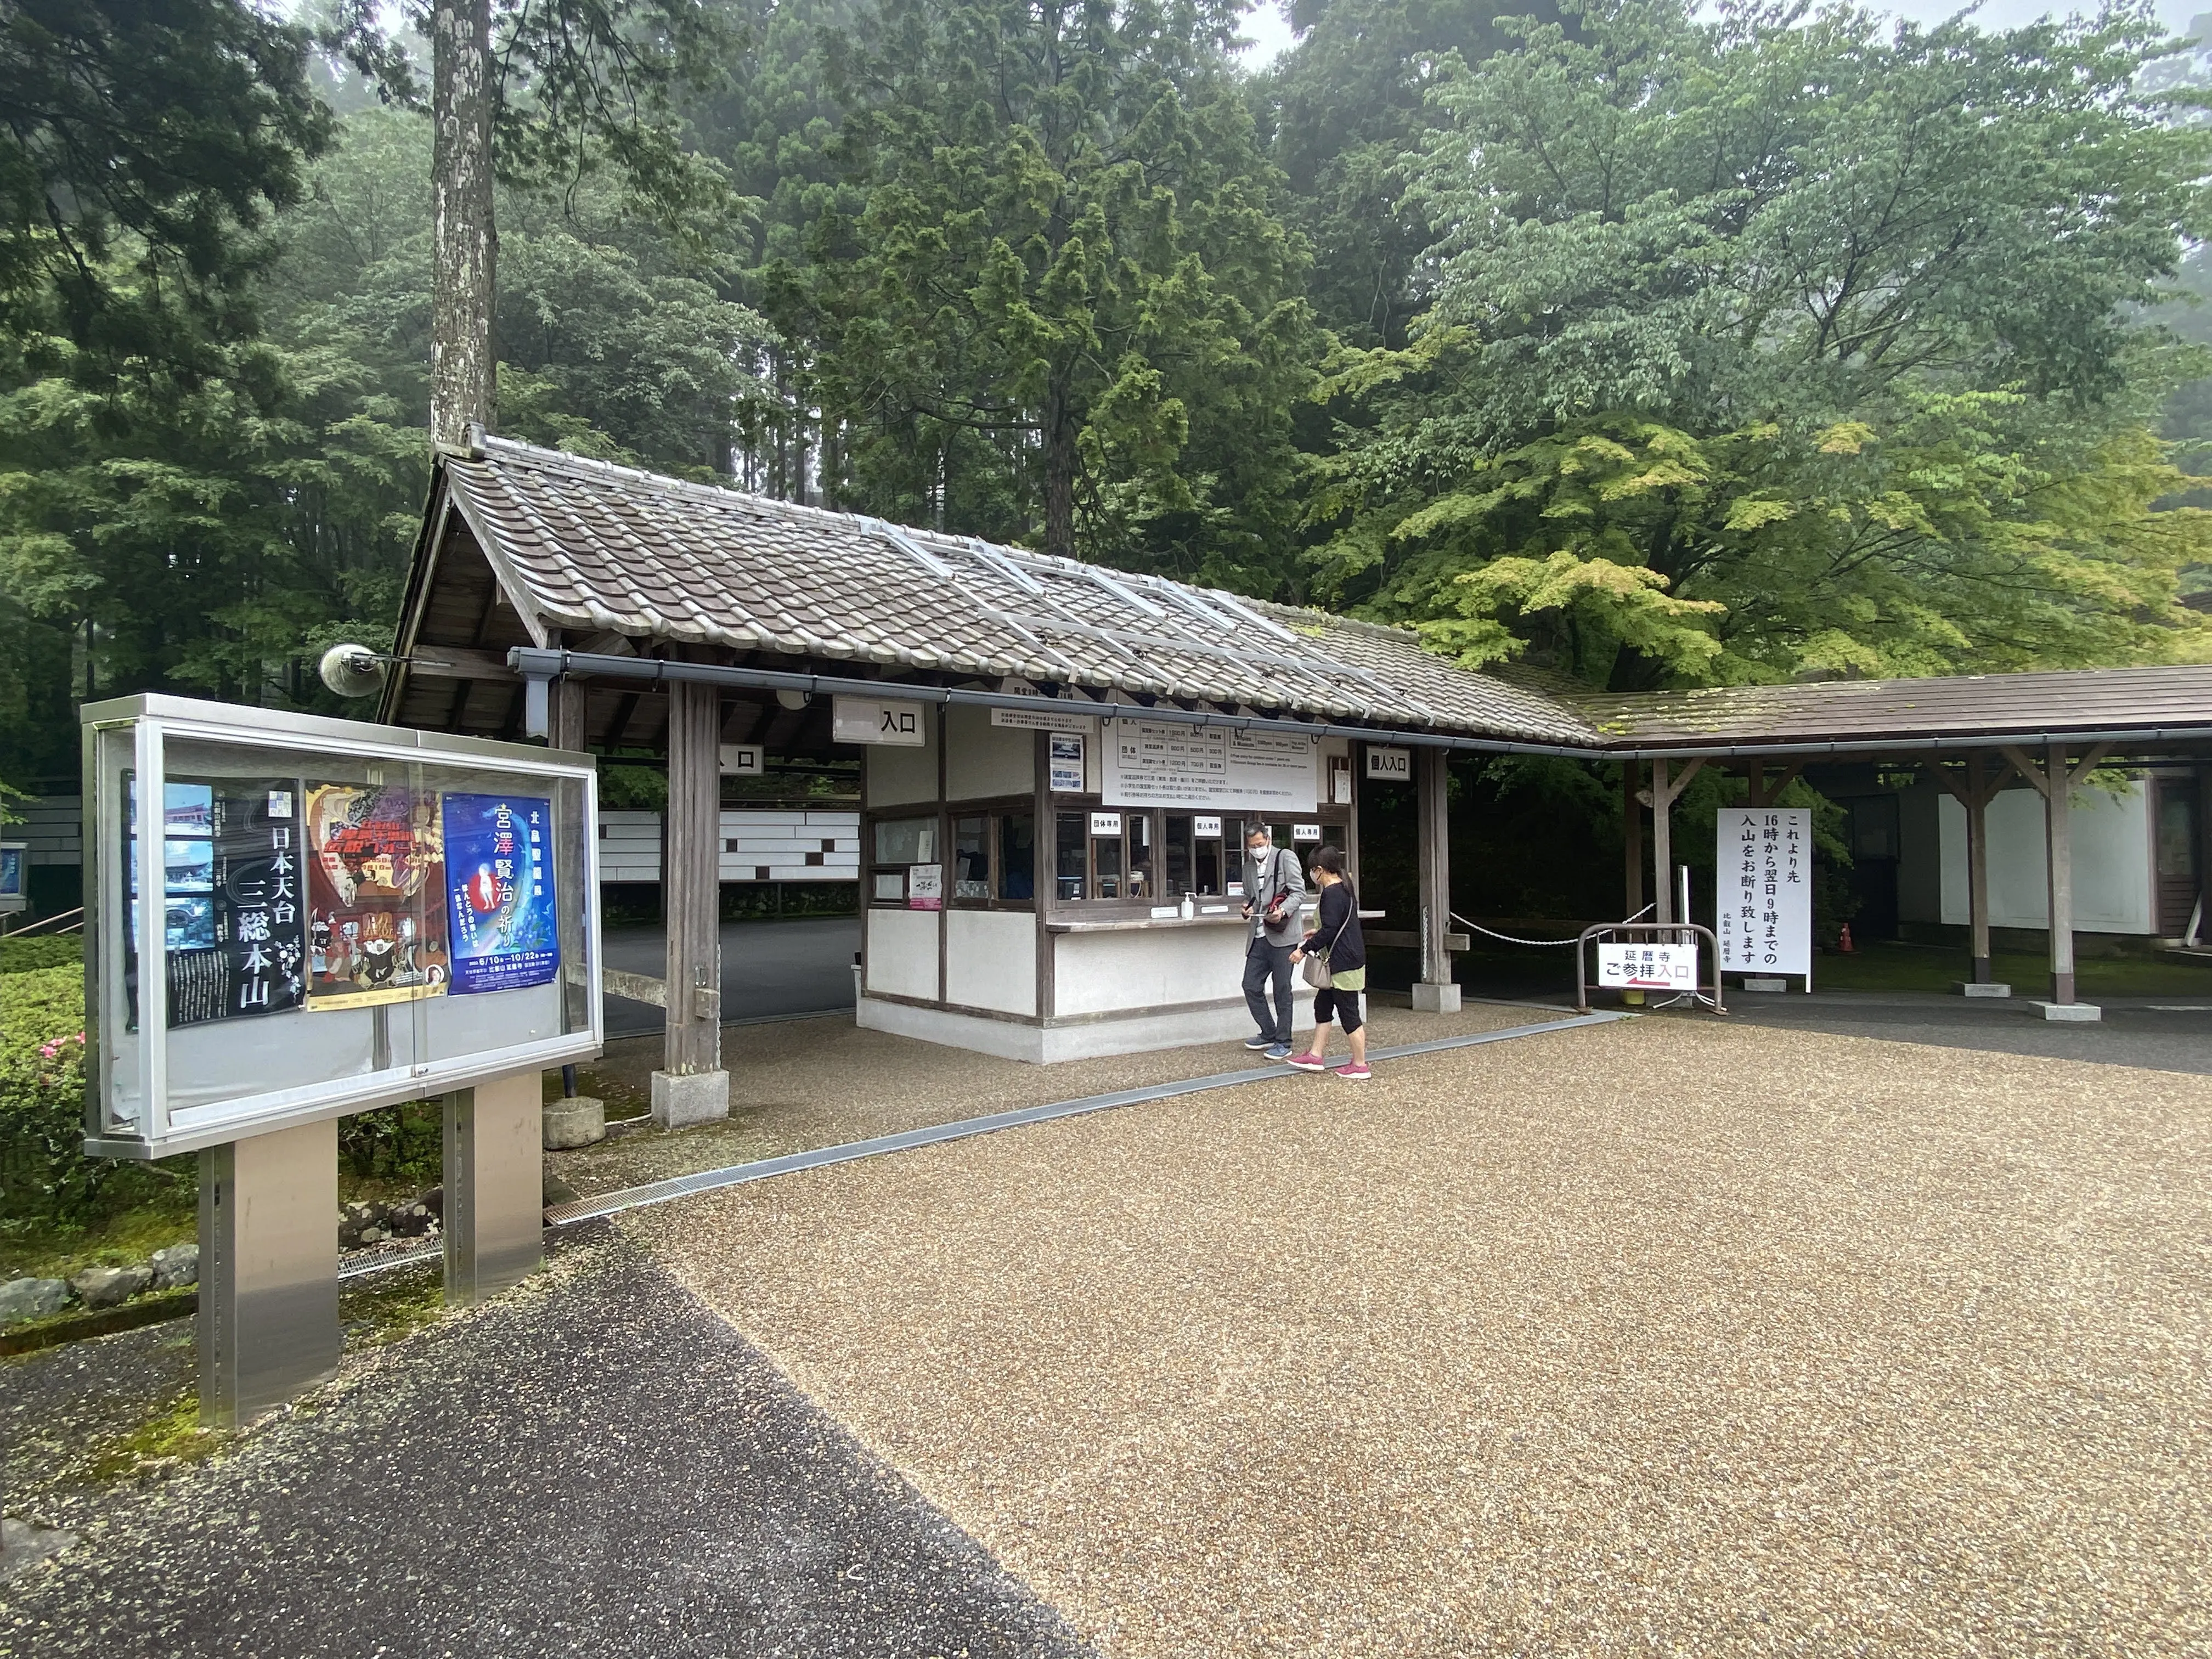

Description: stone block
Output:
[1742,977,1788,993]
[69,1264,153,1310]
[1956,981,2012,998]
[543,1096,607,1149]
[2031,1000,2102,1022]
[150,1244,199,1291]
[652,1069,730,1130]
[1410,981,1463,1014]
[0,1278,69,1327]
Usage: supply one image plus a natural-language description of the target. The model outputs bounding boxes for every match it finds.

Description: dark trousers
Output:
[1243,935,1295,1042]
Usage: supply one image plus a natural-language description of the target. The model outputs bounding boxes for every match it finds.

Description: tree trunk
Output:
[431,0,496,449]
[1042,381,1077,560]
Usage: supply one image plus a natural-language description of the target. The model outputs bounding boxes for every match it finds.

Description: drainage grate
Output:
[543,1011,1623,1228]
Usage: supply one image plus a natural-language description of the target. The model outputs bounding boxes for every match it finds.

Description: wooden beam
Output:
[398,645,519,682]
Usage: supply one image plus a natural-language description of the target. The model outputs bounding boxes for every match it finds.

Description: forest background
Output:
[9,0,2212,860]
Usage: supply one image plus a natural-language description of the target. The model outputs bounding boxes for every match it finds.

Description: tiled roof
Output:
[437,436,1600,746]
[1581,666,2212,746]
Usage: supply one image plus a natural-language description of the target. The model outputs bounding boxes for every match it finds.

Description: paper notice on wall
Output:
[1101,719,1318,812]
[1716,806,1812,976]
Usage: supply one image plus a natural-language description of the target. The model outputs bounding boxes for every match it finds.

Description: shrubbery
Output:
[0,935,83,975]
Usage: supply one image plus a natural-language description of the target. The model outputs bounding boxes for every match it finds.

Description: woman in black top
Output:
[1289,844,1371,1080]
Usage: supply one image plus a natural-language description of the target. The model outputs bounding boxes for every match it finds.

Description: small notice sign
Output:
[1089,811,1122,837]
[991,707,1097,735]
[1597,942,1697,991]
[832,696,926,747]
[907,862,943,910]
[1292,823,1322,843]
[1048,733,1085,793]
[1365,746,1411,781]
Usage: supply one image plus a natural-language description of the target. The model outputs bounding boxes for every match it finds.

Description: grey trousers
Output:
[1243,935,1295,1043]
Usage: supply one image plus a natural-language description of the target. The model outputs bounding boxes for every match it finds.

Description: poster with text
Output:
[443,793,560,994]
[1101,719,1317,812]
[1716,806,1812,976]
[304,782,449,1008]
[125,777,308,1027]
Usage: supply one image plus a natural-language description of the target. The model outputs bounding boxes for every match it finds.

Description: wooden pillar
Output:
[2045,740,2075,1006]
[1965,753,1994,983]
[1412,744,1459,1012]
[653,679,727,1126]
[1623,760,1644,918]
[2197,764,2212,946]
[1651,758,1674,924]
[550,676,590,1038]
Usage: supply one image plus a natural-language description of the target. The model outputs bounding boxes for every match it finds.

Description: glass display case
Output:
[82,696,601,1158]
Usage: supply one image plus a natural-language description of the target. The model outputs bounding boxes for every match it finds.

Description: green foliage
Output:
[337,1099,442,1188]
[808,0,1320,583]
[0,935,81,974]
[0,963,190,1224]
[1307,0,2212,688]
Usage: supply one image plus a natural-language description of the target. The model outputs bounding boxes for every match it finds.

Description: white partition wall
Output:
[1937,780,2154,934]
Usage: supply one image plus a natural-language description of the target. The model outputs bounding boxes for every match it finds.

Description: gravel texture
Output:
[1719,990,2212,1075]
[631,1015,2212,1657]
[558,999,1534,1199]
[0,1230,1090,1659]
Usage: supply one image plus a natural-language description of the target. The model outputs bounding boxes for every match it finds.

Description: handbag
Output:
[1301,887,1355,989]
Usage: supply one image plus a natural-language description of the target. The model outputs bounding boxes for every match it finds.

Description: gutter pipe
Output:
[507,647,2212,763]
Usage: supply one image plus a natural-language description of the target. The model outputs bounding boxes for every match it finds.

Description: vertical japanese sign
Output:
[1717,806,1812,976]
[126,777,308,1026]
[304,783,449,1008]
[442,793,560,994]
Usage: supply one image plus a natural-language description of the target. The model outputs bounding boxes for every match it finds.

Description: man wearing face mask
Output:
[1239,823,1304,1060]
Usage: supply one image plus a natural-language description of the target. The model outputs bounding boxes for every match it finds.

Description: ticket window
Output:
[1091,815,1125,900]
[1126,812,1155,900]
[1164,816,1227,897]
[953,816,990,900]
[1055,812,1086,901]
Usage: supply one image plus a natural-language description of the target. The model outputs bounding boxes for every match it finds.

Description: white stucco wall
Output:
[1053,923,1288,1017]
[865,906,941,999]
[945,704,1036,801]
[1937,780,2153,934]
[946,909,1037,1014]
[866,724,939,808]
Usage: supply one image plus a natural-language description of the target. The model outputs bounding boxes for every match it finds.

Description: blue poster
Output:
[442,793,559,995]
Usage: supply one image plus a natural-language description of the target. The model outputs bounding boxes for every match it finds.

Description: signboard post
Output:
[81,696,601,1423]
[1716,807,1813,988]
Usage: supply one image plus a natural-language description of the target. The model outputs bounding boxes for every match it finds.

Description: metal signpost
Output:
[1575,921,1726,1015]
[80,696,601,1424]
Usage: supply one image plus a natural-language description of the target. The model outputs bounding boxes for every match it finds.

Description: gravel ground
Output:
[630,1016,2212,1657]
[2,1322,196,1496]
[0,1232,1090,1659]
[1717,990,2212,1075]
[556,999,1535,1198]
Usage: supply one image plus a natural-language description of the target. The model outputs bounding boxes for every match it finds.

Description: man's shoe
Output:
[1244,1035,1277,1051]
[1285,1052,1327,1071]
[1265,1042,1293,1060]
[1334,1062,1372,1081]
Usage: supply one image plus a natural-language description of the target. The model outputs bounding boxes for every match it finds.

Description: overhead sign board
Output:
[832,696,926,747]
[1365,746,1412,782]
[990,707,1098,735]
[1717,807,1812,977]
[80,696,601,1159]
[719,744,764,776]
[1101,719,1317,813]
[1597,942,1697,991]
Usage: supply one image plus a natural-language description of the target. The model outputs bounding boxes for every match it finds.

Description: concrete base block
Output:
[2030,1000,2102,1022]
[1957,981,2012,998]
[1411,980,1463,1014]
[543,1096,606,1149]
[1742,977,1788,993]
[652,1069,730,1129]
[856,994,1311,1064]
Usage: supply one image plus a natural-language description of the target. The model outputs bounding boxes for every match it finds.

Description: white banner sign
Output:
[990,706,1098,735]
[1102,719,1317,812]
[1597,942,1699,991]
[1717,807,1812,976]
[832,696,926,747]
[718,744,763,776]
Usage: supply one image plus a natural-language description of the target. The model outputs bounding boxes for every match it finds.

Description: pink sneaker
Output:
[1335,1062,1372,1081]
[1285,1051,1328,1071]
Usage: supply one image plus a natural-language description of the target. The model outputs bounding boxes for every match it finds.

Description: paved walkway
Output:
[1716,988,2212,1075]
[601,916,859,1037]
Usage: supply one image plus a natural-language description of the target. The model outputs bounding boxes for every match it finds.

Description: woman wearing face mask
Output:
[1288,845,1370,1080]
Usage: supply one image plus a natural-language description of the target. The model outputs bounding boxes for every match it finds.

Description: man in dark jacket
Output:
[1239,823,1304,1059]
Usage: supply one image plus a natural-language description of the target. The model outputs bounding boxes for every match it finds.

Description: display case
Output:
[81,696,601,1158]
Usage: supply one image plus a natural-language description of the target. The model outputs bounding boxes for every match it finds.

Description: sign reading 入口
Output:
[1716,807,1811,977]
[718,744,763,776]
[1597,942,1697,991]
[832,696,926,747]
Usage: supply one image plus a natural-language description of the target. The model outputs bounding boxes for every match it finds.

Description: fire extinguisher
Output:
[1838,923,1855,954]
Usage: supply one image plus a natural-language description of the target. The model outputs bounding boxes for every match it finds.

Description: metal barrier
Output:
[1574,921,1726,1016]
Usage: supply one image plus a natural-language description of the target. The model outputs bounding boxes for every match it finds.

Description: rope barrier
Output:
[1449,905,1654,949]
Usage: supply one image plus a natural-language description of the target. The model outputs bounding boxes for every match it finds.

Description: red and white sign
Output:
[1597,942,1697,991]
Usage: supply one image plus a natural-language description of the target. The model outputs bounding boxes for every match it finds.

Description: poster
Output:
[1048,733,1085,794]
[1717,807,1812,976]
[125,777,308,1027]
[1102,719,1317,812]
[304,782,449,1008]
[442,793,560,994]
[907,862,944,911]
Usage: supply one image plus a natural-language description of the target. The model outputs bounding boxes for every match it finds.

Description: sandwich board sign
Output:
[1596,942,1697,991]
